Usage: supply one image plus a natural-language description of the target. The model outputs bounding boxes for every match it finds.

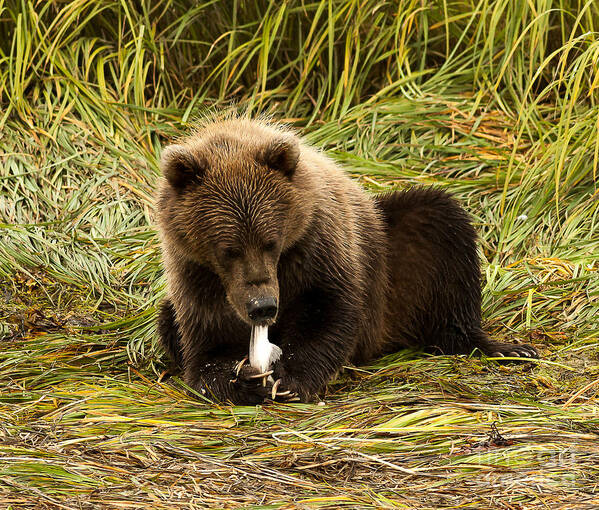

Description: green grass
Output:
[1,0,598,508]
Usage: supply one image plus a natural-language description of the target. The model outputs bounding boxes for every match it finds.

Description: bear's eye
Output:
[221,247,241,260]
[263,240,277,252]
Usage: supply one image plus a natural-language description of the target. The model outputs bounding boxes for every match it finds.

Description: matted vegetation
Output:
[1,1,598,508]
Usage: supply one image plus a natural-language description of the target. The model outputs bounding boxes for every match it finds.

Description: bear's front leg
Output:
[271,287,359,402]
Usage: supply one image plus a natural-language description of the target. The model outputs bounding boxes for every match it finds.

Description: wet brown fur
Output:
[156,116,537,404]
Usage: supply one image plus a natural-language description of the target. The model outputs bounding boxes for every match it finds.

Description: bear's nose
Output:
[246,296,278,322]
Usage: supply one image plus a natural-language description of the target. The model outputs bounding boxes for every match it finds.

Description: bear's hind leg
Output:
[465,326,538,359]
[376,187,539,361]
[428,323,538,359]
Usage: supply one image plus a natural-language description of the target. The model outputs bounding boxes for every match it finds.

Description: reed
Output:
[1,1,597,507]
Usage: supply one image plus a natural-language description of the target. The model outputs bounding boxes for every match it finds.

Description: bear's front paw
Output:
[271,362,310,402]
[270,378,301,402]
[229,362,272,405]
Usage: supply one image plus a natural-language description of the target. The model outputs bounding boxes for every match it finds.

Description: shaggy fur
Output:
[156,116,537,404]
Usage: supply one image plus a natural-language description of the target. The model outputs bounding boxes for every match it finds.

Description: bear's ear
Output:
[160,144,207,189]
[259,137,300,178]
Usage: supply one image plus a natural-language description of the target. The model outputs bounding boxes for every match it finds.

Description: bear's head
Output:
[159,130,311,326]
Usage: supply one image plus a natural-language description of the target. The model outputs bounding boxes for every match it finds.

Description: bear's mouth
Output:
[246,313,278,329]
[251,318,277,327]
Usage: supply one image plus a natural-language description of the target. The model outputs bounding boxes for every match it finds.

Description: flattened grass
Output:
[1,0,598,508]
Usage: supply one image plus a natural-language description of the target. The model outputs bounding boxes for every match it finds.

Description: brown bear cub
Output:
[156,116,537,404]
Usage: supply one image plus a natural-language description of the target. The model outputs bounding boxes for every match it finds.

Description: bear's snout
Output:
[246,296,278,323]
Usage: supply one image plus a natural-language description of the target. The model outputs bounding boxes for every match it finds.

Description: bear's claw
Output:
[235,357,274,386]
[488,342,538,360]
[270,378,299,401]
[234,357,249,376]
[248,369,274,379]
